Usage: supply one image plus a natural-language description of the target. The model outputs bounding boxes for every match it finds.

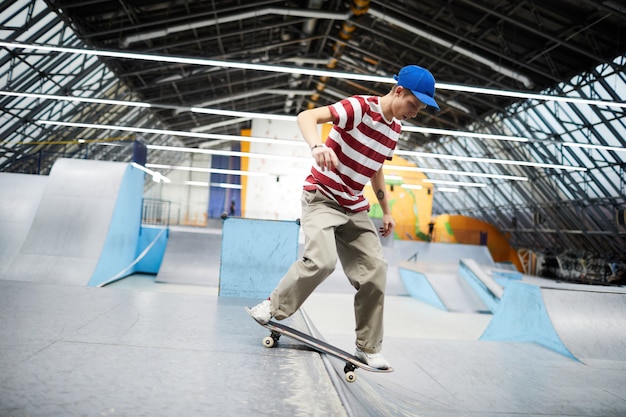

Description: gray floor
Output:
[0,280,346,417]
[155,225,222,286]
[1,239,626,416]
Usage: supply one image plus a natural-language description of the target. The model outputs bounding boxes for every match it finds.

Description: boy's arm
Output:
[371,167,396,237]
[297,107,338,171]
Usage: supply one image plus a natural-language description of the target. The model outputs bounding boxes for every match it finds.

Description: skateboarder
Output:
[249,65,440,369]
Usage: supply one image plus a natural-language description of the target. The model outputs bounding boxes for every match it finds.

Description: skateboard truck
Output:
[263,331,281,348]
[343,363,357,383]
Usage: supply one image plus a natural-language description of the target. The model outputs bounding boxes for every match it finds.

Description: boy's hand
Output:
[379,213,395,237]
[312,146,339,171]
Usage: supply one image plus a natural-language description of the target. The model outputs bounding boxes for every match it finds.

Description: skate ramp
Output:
[219,217,300,298]
[0,173,48,278]
[390,240,494,265]
[399,261,489,313]
[481,281,626,364]
[155,226,222,286]
[314,241,494,296]
[392,243,497,312]
[458,258,504,312]
[543,287,626,364]
[2,159,144,286]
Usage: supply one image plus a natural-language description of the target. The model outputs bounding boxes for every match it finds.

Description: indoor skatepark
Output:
[1,1,625,416]
[1,158,625,416]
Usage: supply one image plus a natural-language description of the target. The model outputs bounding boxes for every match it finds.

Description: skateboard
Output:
[245,307,393,382]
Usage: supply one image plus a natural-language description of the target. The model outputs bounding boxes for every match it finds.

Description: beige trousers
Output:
[270,190,387,353]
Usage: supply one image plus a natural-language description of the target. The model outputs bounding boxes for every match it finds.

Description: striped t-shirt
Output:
[303,95,401,212]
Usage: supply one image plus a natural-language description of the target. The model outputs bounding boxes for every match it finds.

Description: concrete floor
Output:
[0,276,626,417]
[1,255,625,416]
[0,279,346,417]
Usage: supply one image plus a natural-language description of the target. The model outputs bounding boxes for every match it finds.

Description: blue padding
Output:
[219,217,300,298]
[493,270,522,286]
[132,140,147,166]
[88,166,144,286]
[399,268,447,311]
[481,282,577,360]
[135,226,169,274]
[458,261,499,312]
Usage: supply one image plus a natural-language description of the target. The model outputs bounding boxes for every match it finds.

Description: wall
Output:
[434,214,523,271]
[244,118,311,220]
[146,153,211,225]
[364,155,434,240]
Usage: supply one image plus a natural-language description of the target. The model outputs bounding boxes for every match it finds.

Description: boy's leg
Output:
[270,191,345,320]
[336,211,387,353]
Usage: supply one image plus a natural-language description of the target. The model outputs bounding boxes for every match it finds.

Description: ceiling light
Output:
[146,163,271,177]
[436,82,626,109]
[562,142,626,153]
[210,182,242,189]
[384,165,527,181]
[146,144,309,162]
[395,149,586,171]
[423,179,487,188]
[2,41,624,109]
[36,120,303,147]
[190,106,296,121]
[184,181,209,187]
[401,184,423,190]
[438,187,459,193]
[400,125,529,142]
[0,90,151,108]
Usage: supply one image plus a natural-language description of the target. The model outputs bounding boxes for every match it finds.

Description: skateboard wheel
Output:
[345,371,356,383]
[263,336,275,348]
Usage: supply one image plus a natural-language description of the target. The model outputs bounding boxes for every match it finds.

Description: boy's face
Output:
[393,87,427,120]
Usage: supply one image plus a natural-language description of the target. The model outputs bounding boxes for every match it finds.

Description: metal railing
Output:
[142,198,171,227]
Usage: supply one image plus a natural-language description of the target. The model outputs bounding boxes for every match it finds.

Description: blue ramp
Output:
[219,217,300,298]
[3,159,144,286]
[480,281,576,360]
[0,173,48,278]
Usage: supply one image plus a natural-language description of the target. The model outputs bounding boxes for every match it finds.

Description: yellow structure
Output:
[364,155,433,240]
[364,155,522,271]
[433,214,523,271]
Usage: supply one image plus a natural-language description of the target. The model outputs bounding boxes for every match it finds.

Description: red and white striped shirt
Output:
[303,95,401,212]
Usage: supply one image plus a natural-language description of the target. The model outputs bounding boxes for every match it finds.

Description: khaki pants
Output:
[270,190,387,353]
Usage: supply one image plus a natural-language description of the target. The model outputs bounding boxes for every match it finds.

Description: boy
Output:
[249,65,439,369]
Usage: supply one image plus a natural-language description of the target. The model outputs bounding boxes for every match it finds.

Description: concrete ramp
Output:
[2,159,144,286]
[543,288,626,364]
[391,240,495,265]
[458,258,504,312]
[481,281,626,364]
[316,241,495,296]
[0,173,48,278]
[399,261,489,313]
[155,226,222,286]
[219,217,300,298]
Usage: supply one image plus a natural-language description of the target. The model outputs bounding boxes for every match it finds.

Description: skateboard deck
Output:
[245,307,393,382]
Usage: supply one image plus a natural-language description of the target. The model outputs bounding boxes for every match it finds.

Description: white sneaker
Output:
[248,300,273,324]
[355,348,391,369]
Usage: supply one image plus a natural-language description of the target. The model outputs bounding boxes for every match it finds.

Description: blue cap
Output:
[393,65,440,110]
